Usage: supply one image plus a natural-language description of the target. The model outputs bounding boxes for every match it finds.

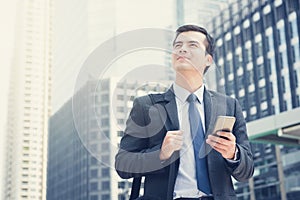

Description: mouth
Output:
[177,56,188,60]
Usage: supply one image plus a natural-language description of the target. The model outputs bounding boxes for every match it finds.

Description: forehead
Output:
[174,31,207,43]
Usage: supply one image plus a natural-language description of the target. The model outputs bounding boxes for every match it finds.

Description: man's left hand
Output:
[206,131,236,160]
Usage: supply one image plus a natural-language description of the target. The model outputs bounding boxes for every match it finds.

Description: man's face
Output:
[171,31,211,75]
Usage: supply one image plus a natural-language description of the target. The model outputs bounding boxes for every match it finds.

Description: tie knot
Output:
[187,93,198,103]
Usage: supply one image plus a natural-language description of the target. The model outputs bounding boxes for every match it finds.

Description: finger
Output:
[216,131,235,141]
[207,135,228,144]
[168,130,183,135]
[207,137,231,151]
[207,137,237,157]
[207,139,230,156]
[172,136,183,142]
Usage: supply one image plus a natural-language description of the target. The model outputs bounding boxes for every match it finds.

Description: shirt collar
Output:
[173,82,205,104]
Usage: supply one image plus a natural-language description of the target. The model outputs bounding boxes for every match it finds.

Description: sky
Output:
[0,0,175,193]
[0,0,17,196]
[52,0,176,112]
[0,0,16,121]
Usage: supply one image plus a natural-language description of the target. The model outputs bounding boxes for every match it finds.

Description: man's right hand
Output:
[159,130,183,161]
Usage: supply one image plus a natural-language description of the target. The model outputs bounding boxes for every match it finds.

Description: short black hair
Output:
[173,25,215,57]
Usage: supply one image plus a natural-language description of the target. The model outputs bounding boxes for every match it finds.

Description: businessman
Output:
[115,25,254,200]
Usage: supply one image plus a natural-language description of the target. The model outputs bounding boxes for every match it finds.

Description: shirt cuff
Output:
[227,146,240,162]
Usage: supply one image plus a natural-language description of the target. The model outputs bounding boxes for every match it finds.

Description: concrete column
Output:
[249,176,256,200]
[275,145,287,200]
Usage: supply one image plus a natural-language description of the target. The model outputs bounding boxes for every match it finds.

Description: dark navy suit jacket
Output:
[115,87,254,200]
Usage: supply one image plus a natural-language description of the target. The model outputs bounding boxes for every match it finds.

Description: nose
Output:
[179,47,187,54]
[176,44,188,54]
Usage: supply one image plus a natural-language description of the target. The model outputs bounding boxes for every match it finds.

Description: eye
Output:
[173,43,182,49]
[190,43,198,48]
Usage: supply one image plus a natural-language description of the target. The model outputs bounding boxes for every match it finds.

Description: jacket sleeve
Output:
[225,98,254,182]
[115,97,166,179]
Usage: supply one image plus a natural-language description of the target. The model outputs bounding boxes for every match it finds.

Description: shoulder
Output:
[133,92,165,107]
[206,89,236,103]
[134,88,170,105]
[205,89,241,114]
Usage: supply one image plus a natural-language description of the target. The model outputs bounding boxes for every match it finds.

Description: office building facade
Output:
[48,79,118,200]
[205,0,300,199]
[47,78,169,200]
[3,0,53,199]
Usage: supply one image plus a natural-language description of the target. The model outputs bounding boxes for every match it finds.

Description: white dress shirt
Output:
[173,83,208,199]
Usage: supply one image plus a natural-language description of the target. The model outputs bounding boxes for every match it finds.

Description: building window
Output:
[101,106,109,115]
[90,120,98,128]
[255,41,263,57]
[102,181,110,190]
[117,106,124,112]
[102,130,110,138]
[247,70,254,85]
[101,118,109,126]
[117,119,124,125]
[258,65,265,80]
[90,169,98,177]
[89,144,97,152]
[101,195,110,200]
[90,157,98,165]
[249,92,256,106]
[117,95,124,100]
[101,94,109,102]
[282,100,287,111]
[90,131,98,140]
[294,70,298,87]
[265,36,270,52]
[117,131,124,137]
[245,48,252,63]
[101,143,109,151]
[118,181,126,189]
[90,182,98,191]
[277,29,281,45]
[100,81,109,90]
[101,168,110,177]
[291,43,300,63]
[238,97,245,110]
[260,88,267,101]
[101,155,110,163]
[277,24,286,46]
[90,195,98,200]
[281,77,286,93]
[291,46,296,63]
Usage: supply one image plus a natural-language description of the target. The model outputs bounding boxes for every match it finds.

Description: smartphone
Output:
[212,116,236,139]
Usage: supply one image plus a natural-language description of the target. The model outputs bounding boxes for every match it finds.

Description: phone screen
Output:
[213,116,236,133]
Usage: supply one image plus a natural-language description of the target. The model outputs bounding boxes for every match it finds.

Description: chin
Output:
[174,64,195,71]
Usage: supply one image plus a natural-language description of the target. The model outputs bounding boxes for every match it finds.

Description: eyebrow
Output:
[173,40,200,45]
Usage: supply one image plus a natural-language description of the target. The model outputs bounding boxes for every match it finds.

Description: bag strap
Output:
[129,177,142,200]
[129,95,156,199]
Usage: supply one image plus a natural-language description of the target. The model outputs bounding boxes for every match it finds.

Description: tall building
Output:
[3,0,53,199]
[176,0,300,199]
[175,0,237,27]
[205,0,300,199]
[47,78,170,200]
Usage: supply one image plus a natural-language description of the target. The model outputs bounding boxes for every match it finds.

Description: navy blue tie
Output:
[187,94,212,195]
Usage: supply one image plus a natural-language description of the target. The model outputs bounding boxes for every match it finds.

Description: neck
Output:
[175,71,203,93]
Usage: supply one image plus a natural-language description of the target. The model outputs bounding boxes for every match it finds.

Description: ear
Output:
[205,54,213,66]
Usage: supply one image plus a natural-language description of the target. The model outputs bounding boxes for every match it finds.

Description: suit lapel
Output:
[158,86,180,200]
[203,88,219,155]
[162,87,180,130]
[204,88,217,136]
[204,88,228,155]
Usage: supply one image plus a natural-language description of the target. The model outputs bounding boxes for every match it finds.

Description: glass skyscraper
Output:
[47,79,170,200]
[204,0,300,199]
